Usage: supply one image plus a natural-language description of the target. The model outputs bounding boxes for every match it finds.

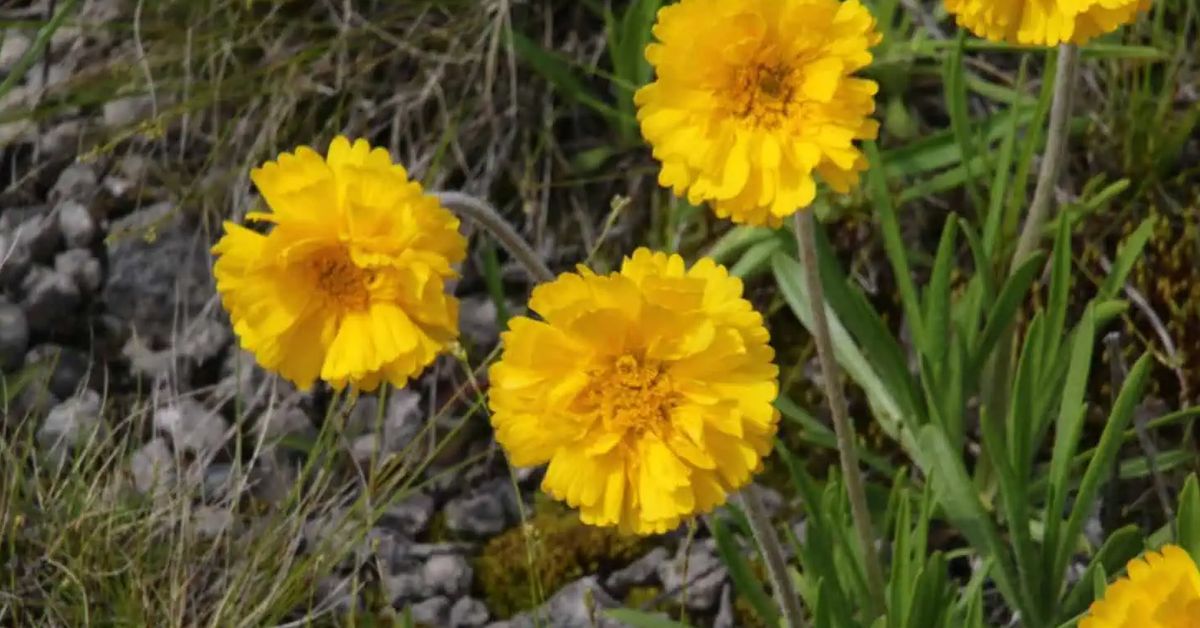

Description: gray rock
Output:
[13,210,61,263]
[125,316,231,385]
[56,199,97,248]
[422,553,472,598]
[20,266,81,334]
[154,399,227,457]
[0,299,29,371]
[42,120,82,158]
[50,164,99,207]
[656,539,727,612]
[384,572,426,606]
[714,583,735,628]
[383,491,435,536]
[506,577,622,628]
[0,231,31,288]
[444,480,516,538]
[37,391,103,463]
[347,388,425,450]
[103,201,211,347]
[449,597,490,627]
[605,546,668,595]
[0,30,31,74]
[24,344,90,398]
[192,506,235,538]
[55,248,103,294]
[103,95,154,129]
[410,596,451,626]
[459,295,500,348]
[202,463,235,502]
[131,437,174,496]
[254,392,314,442]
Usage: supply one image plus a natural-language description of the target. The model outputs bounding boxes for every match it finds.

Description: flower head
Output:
[213,136,466,391]
[488,248,780,534]
[1081,544,1200,628]
[945,0,1149,45]
[634,0,881,227]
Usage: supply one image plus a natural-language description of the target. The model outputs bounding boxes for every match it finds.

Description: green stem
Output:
[1010,44,1079,273]
[738,486,808,628]
[794,211,888,619]
[436,191,555,283]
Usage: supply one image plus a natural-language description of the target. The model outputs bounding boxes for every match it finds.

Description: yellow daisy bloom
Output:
[488,248,780,534]
[945,0,1149,45]
[1081,544,1200,628]
[212,136,466,392]
[634,0,881,227]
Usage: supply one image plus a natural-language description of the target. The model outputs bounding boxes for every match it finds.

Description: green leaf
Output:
[0,0,81,104]
[1044,215,1073,362]
[704,226,777,265]
[811,225,924,426]
[983,59,1027,260]
[1098,215,1156,301]
[918,425,1021,609]
[604,609,693,628]
[923,216,959,365]
[730,235,786,279]
[775,396,897,476]
[509,30,628,124]
[944,31,984,212]
[772,252,908,444]
[1044,306,1097,566]
[712,517,780,626]
[1176,474,1200,564]
[1053,353,1153,593]
[970,251,1047,373]
[865,141,925,353]
[1058,525,1142,621]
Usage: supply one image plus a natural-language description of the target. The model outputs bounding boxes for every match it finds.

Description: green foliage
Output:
[476,506,651,619]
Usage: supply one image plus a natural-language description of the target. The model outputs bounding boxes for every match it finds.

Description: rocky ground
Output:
[0,4,783,626]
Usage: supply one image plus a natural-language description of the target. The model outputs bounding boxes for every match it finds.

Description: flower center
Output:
[585,355,676,435]
[729,62,797,129]
[309,250,371,310]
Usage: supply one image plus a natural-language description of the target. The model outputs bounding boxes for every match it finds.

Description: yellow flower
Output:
[488,248,780,534]
[634,0,881,227]
[212,136,466,392]
[1081,544,1200,628]
[945,0,1148,45]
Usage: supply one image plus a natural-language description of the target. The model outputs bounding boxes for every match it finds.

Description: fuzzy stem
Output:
[436,191,555,283]
[1011,44,1079,273]
[794,211,887,619]
[739,486,808,628]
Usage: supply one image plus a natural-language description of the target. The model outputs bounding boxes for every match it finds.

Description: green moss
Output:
[475,505,652,619]
[623,585,665,610]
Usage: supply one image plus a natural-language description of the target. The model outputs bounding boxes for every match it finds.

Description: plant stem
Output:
[1010,44,1079,273]
[738,486,808,628]
[436,191,555,283]
[794,211,888,619]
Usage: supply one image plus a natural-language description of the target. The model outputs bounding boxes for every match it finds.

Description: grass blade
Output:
[865,141,926,352]
[1053,353,1153,593]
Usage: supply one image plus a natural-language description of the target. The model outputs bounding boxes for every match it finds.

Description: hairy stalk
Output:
[1011,44,1079,273]
[986,44,1081,451]
[738,486,808,628]
[794,211,887,619]
[436,191,555,283]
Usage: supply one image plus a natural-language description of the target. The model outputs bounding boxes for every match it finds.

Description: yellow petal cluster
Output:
[488,248,780,534]
[634,0,881,227]
[1081,544,1200,628]
[945,0,1149,45]
[212,136,466,391]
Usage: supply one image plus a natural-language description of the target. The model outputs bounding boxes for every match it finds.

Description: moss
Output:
[623,585,665,610]
[475,505,652,619]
